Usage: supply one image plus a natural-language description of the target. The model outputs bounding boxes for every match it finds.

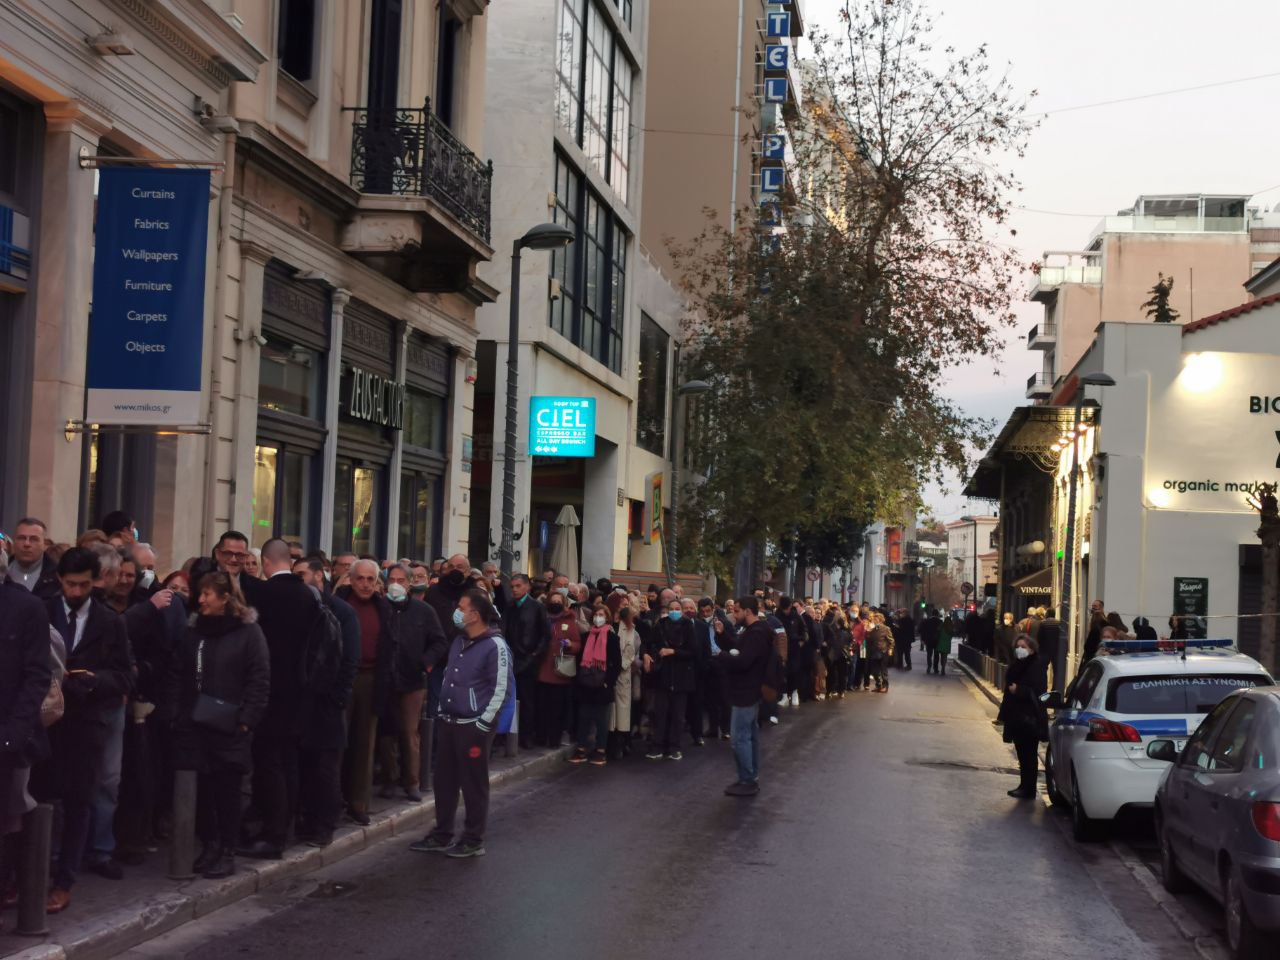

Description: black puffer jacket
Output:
[646,616,697,693]
[167,613,270,772]
[1001,653,1049,744]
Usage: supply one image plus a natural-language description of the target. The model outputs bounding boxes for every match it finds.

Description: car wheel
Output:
[1156,810,1190,894]
[1045,746,1067,808]
[1070,771,1100,843]
[1225,867,1267,960]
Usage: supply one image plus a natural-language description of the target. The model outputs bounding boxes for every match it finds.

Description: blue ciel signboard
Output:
[530,396,596,457]
[86,167,210,425]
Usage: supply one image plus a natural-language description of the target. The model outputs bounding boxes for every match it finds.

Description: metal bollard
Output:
[15,803,52,936]
[503,700,518,758]
[168,769,198,879]
[418,716,434,792]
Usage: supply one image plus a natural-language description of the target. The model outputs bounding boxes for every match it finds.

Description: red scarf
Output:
[582,624,610,669]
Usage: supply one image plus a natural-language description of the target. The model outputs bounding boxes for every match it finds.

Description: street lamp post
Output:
[499,223,575,577]
[665,378,712,586]
[1059,372,1115,684]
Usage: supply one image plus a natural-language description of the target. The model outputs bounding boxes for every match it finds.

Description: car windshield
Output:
[1109,674,1272,715]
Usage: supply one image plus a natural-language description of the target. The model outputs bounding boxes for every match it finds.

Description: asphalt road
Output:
[120,666,1205,960]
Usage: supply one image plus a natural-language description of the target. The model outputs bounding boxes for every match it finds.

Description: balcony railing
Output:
[1037,265,1102,286]
[347,99,492,244]
[1027,322,1057,349]
[1026,372,1054,398]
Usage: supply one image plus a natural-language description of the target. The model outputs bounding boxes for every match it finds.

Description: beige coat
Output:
[609,623,640,732]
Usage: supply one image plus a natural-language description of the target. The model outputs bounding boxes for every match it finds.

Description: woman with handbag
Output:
[569,604,622,766]
[166,573,269,879]
[535,593,581,749]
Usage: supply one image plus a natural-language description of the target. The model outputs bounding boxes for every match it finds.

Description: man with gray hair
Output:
[335,559,391,825]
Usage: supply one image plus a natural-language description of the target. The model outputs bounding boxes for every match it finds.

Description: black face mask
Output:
[447,570,466,587]
[547,603,564,615]
[65,593,91,611]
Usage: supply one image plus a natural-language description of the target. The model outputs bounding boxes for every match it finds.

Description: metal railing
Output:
[1026,372,1053,395]
[347,99,493,243]
[958,642,1007,692]
[1026,322,1057,346]
[1036,264,1102,286]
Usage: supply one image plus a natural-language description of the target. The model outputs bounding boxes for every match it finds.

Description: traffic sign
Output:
[806,568,821,583]
[961,582,974,596]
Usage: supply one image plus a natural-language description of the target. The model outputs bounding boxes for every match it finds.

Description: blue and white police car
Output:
[1044,639,1273,841]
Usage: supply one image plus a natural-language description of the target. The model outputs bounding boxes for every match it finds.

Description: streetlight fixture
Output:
[666,379,712,586]
[1058,371,1115,688]
[499,222,575,576]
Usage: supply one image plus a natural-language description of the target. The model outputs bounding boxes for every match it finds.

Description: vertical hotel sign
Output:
[87,168,210,424]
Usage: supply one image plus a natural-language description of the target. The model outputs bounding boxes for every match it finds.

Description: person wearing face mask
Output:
[643,599,697,760]
[995,611,1018,665]
[536,590,582,749]
[502,574,550,750]
[39,548,133,913]
[1000,633,1048,799]
[409,591,513,859]
[375,565,447,802]
[608,604,642,759]
[408,562,431,599]
[568,604,621,765]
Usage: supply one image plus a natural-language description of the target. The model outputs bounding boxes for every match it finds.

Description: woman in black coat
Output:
[643,599,697,760]
[166,572,269,879]
[1000,633,1048,800]
[569,604,622,766]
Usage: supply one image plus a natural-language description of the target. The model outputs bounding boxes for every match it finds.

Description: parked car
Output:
[1147,687,1280,959]
[1043,640,1273,842]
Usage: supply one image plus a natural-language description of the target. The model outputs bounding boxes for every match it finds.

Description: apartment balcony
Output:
[1027,322,1056,350]
[340,100,494,296]
[1026,373,1054,399]
[1029,264,1101,302]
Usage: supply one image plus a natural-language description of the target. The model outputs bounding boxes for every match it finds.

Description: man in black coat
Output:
[696,597,730,741]
[41,548,134,913]
[6,517,60,600]
[241,539,321,858]
[920,608,943,673]
[293,557,359,847]
[0,559,53,923]
[502,574,550,750]
[719,596,772,796]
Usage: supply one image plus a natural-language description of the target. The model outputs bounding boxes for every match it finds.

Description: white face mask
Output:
[1015,647,1030,660]
[386,582,408,602]
[139,569,156,589]
[593,614,607,627]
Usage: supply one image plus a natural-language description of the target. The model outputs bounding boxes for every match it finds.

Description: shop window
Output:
[403,389,446,451]
[399,472,439,560]
[635,313,668,455]
[252,444,313,549]
[278,0,318,83]
[333,459,381,555]
[258,337,321,418]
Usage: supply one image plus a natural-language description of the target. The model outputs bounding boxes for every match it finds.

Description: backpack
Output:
[760,645,786,704]
[300,596,344,693]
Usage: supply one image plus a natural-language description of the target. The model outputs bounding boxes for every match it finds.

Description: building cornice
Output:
[108,0,268,85]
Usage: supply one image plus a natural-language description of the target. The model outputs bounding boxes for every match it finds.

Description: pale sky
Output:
[802,0,1280,522]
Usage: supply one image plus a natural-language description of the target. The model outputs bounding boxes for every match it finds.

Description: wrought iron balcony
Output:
[348,99,492,244]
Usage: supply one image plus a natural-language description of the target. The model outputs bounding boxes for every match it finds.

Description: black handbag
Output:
[577,664,607,689]
[191,640,240,734]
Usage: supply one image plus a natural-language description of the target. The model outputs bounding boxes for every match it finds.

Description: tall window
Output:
[277,0,317,83]
[368,0,403,112]
[435,10,460,128]
[553,0,634,202]
[612,0,633,27]
[635,314,668,455]
[550,153,628,374]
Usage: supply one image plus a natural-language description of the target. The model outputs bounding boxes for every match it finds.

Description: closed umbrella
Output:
[549,504,581,583]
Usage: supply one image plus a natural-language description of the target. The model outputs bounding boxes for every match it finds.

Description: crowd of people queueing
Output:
[1,509,964,928]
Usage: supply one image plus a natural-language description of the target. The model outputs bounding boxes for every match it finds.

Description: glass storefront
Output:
[251,443,312,548]
[398,471,439,560]
[333,459,381,556]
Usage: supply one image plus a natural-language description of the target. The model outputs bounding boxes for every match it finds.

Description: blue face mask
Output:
[452,609,465,628]
[668,609,683,621]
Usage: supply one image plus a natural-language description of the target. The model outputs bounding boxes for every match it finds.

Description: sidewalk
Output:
[0,747,561,960]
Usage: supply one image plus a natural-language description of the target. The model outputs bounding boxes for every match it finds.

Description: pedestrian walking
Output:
[1000,634,1048,800]
[569,605,621,766]
[935,616,953,675]
[409,590,513,859]
[920,607,942,674]
[167,572,270,879]
[719,596,771,797]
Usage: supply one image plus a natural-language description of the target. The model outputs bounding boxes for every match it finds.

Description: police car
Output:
[1043,639,1274,842]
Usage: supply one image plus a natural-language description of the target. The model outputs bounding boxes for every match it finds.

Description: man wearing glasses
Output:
[213,531,260,603]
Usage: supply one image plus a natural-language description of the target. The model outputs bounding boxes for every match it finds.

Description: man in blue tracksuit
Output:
[410,590,514,859]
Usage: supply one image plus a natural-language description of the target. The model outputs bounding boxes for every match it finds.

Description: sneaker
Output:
[445,842,486,859]
[724,781,760,797]
[589,750,607,766]
[768,715,779,725]
[815,693,825,701]
[693,738,705,747]
[409,835,453,854]
[666,751,683,761]
[645,750,665,760]
[720,733,732,741]
[568,748,589,765]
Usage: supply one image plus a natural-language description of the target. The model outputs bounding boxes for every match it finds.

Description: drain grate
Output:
[882,717,944,725]
[905,758,1020,776]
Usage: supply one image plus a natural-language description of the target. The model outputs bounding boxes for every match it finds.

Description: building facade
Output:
[2,0,493,569]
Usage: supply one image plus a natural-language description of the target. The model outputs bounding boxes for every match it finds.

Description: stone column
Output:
[384,322,409,558]
[443,348,475,559]
[27,103,108,540]
[317,289,350,557]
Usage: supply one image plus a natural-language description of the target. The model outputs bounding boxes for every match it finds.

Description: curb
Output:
[7,748,565,960]
[954,659,1002,707]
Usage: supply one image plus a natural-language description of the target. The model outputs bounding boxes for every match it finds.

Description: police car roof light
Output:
[1099,638,1234,655]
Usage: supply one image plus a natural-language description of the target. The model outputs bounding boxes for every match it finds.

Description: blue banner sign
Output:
[760,167,785,193]
[766,11,791,37]
[530,396,596,457]
[764,77,788,103]
[763,134,785,159]
[765,44,789,71]
[87,168,210,424]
